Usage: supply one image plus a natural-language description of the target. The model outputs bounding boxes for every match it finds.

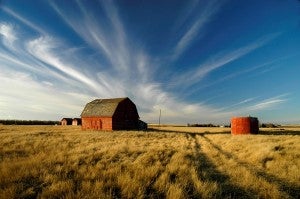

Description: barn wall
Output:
[250,117,259,134]
[61,120,67,125]
[112,99,139,130]
[72,119,82,126]
[81,117,112,130]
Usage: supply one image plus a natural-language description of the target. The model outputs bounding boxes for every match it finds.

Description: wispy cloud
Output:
[249,99,286,111]
[171,0,200,32]
[182,55,284,97]
[0,23,84,88]
[0,3,166,120]
[2,6,46,34]
[246,95,288,112]
[0,69,92,119]
[211,94,289,121]
[218,94,290,119]
[50,2,109,57]
[0,23,17,49]
[0,39,97,120]
[26,36,106,94]
[190,50,300,98]
[50,1,133,74]
[171,32,281,89]
[217,98,256,112]
[0,1,291,123]
[171,0,224,61]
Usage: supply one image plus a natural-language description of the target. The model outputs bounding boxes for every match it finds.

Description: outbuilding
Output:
[231,116,259,135]
[81,97,140,130]
[72,118,82,126]
[61,118,72,125]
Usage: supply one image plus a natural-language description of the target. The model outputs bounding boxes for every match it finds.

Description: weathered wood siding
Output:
[82,117,112,130]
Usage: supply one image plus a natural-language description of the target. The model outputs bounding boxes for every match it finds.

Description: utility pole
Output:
[158,109,161,127]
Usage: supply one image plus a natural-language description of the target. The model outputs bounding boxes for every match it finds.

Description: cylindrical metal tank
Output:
[231,117,259,135]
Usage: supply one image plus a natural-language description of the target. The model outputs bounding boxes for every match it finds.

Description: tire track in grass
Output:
[102,147,150,198]
[112,132,178,198]
[142,132,183,198]
[143,148,177,198]
[189,133,252,198]
[200,134,300,199]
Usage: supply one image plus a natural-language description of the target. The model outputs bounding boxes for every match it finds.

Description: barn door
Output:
[97,120,102,130]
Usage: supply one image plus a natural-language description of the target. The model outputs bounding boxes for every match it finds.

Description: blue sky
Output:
[0,0,299,124]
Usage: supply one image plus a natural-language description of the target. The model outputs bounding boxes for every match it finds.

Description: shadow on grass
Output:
[187,134,253,198]
[150,128,300,198]
[16,176,47,199]
[201,135,300,198]
[143,150,177,198]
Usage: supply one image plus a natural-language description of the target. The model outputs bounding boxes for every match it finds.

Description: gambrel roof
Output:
[81,97,128,117]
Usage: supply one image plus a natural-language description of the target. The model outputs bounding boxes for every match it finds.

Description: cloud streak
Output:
[50,0,133,74]
[171,0,224,61]
[0,23,17,49]
[2,6,46,35]
[246,95,288,112]
[171,32,281,89]
[26,36,105,94]
[0,69,91,119]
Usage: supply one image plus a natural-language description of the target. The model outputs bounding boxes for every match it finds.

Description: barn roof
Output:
[80,97,128,117]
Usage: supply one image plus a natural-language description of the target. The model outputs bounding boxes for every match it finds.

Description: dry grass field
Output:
[0,125,299,199]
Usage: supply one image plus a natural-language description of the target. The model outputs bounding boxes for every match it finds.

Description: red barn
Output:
[61,118,72,125]
[72,118,82,126]
[81,97,140,130]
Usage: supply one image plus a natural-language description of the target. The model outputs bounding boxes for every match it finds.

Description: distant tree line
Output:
[260,123,280,128]
[0,120,60,125]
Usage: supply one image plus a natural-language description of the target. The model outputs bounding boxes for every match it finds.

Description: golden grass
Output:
[0,125,299,198]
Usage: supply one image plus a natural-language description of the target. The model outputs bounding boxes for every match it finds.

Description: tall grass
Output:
[0,125,299,198]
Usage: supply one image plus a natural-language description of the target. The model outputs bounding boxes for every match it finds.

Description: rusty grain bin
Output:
[231,117,259,135]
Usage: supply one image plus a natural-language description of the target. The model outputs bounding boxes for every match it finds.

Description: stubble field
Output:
[0,125,299,198]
